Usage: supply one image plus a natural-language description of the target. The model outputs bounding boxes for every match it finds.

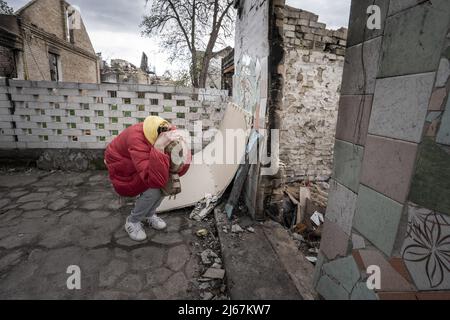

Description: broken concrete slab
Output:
[203,268,225,280]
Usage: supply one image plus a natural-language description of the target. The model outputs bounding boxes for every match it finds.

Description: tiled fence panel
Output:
[0,79,228,150]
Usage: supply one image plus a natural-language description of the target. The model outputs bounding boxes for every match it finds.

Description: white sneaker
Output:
[147,214,167,230]
[124,219,147,241]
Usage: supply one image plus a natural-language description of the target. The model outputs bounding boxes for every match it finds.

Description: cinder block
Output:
[368,73,434,143]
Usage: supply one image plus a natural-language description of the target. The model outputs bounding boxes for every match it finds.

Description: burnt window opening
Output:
[48,52,60,82]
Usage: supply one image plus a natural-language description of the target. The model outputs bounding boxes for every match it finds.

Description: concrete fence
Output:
[0,78,229,152]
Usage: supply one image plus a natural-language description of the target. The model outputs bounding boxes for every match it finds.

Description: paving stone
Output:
[332,140,364,193]
[0,250,24,271]
[0,175,38,188]
[360,135,418,203]
[350,282,378,300]
[185,256,200,279]
[15,216,57,234]
[39,225,84,248]
[357,249,416,292]
[131,246,164,270]
[80,201,105,210]
[165,216,184,232]
[22,209,52,219]
[114,248,129,259]
[39,247,83,275]
[379,1,450,77]
[368,73,434,143]
[48,198,70,211]
[146,267,173,286]
[335,95,373,146]
[99,259,129,287]
[316,274,349,300]
[94,291,127,299]
[116,236,147,247]
[117,274,143,292]
[322,256,361,292]
[89,210,111,219]
[79,232,112,248]
[17,192,48,203]
[0,198,10,209]
[0,209,23,224]
[341,37,382,95]
[167,244,190,271]
[20,201,47,210]
[354,185,404,256]
[325,180,357,235]
[7,190,29,199]
[319,219,350,260]
[152,272,188,299]
[80,248,111,273]
[151,232,184,246]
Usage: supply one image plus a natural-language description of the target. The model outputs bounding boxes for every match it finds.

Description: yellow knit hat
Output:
[143,116,169,145]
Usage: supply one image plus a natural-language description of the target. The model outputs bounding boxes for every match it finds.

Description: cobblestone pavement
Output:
[0,168,227,300]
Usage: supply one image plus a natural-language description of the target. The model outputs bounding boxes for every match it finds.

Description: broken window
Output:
[48,52,60,82]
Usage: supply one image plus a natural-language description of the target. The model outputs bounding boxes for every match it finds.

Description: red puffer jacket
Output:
[104,123,190,197]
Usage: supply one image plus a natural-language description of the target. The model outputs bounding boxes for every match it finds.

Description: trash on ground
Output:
[310,211,324,226]
[196,229,209,237]
[231,224,244,233]
[306,256,318,263]
[190,193,219,221]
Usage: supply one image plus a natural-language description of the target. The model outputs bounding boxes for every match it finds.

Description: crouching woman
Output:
[104,116,190,241]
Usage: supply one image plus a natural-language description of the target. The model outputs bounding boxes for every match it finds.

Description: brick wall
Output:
[279,5,346,184]
[0,79,228,152]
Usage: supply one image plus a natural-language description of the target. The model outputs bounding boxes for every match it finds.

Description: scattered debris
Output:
[203,268,226,280]
[310,211,324,226]
[211,262,222,269]
[292,233,305,242]
[246,226,255,233]
[306,256,318,263]
[231,224,244,233]
[199,282,211,290]
[196,229,209,237]
[200,249,218,265]
[189,194,219,221]
[201,292,214,300]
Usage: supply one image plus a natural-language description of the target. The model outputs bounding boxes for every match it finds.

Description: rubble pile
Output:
[269,181,329,265]
[189,197,229,300]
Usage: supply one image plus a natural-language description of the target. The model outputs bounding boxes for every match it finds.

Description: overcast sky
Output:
[8,0,351,75]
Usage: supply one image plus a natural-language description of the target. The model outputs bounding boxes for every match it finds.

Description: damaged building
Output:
[100,52,156,85]
[233,0,346,221]
[0,0,99,83]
